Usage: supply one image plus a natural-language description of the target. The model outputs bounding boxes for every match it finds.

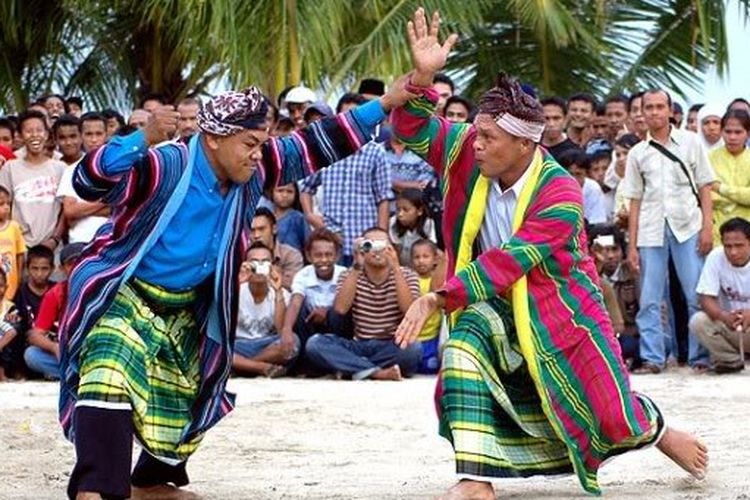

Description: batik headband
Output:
[197,86,269,136]
[495,113,545,142]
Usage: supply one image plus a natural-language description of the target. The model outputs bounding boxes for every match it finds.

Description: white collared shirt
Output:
[620,127,715,246]
[479,163,533,252]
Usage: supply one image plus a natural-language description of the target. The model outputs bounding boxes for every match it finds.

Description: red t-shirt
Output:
[34,281,68,333]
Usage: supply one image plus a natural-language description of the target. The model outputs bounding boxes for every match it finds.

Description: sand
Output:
[1,368,748,499]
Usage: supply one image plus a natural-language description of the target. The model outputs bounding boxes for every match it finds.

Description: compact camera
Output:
[359,239,387,253]
[249,260,271,276]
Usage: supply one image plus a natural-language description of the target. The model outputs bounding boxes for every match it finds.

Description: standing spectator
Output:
[389,188,436,266]
[685,103,703,133]
[43,94,68,123]
[709,109,750,245]
[270,182,310,253]
[14,245,54,344]
[128,109,150,129]
[65,97,83,118]
[385,132,435,195]
[300,141,393,266]
[0,269,20,381]
[590,104,610,141]
[305,228,422,380]
[697,104,725,152]
[357,78,386,101]
[566,93,597,146]
[443,95,473,123]
[672,102,684,128]
[177,97,201,139]
[233,242,298,378]
[691,217,750,373]
[628,92,648,140]
[612,133,642,226]
[24,243,84,379]
[250,207,304,290]
[432,73,454,115]
[557,149,607,224]
[0,117,15,150]
[0,186,26,300]
[80,112,107,152]
[605,95,630,142]
[140,93,166,113]
[53,115,84,166]
[622,89,715,373]
[410,239,445,374]
[541,97,578,160]
[0,110,66,249]
[284,85,317,129]
[102,109,125,139]
[303,101,334,125]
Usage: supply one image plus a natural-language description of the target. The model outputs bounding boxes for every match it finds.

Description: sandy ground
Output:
[0,368,748,500]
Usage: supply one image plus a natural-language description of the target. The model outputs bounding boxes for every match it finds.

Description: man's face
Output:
[21,117,48,156]
[686,110,699,132]
[81,120,106,152]
[177,103,200,138]
[68,102,82,118]
[56,124,82,159]
[542,104,565,142]
[433,82,453,114]
[722,230,750,267]
[0,127,14,150]
[28,257,53,288]
[605,102,628,135]
[567,100,593,129]
[45,96,65,119]
[600,243,623,275]
[472,113,531,179]
[250,215,275,249]
[286,102,307,129]
[628,97,648,136]
[360,230,390,269]
[643,91,671,132]
[142,99,161,114]
[701,115,722,145]
[208,128,268,185]
[128,109,150,129]
[106,117,120,138]
[445,102,469,123]
[308,240,337,281]
[590,115,609,140]
[245,247,274,285]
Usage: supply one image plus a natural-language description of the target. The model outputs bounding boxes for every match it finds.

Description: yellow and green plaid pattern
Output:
[76,279,203,461]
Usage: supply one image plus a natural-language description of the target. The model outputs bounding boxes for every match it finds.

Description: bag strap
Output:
[648,140,701,208]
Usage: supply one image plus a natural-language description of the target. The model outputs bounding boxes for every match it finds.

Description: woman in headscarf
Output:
[697,103,725,151]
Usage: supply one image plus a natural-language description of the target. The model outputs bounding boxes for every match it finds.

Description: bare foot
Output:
[131,484,201,499]
[370,365,402,381]
[437,480,495,500]
[656,427,708,480]
[76,492,103,500]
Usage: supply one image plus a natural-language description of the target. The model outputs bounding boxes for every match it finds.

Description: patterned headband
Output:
[197,86,269,136]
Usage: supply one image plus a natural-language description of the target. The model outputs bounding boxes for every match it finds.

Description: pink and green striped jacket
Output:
[392,83,662,494]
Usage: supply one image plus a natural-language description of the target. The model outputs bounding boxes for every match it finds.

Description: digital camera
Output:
[359,239,387,253]
[249,260,271,276]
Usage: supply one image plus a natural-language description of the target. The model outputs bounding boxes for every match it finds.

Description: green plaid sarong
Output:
[76,278,203,462]
[439,298,574,479]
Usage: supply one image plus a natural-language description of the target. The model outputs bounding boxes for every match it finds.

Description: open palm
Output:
[407,8,458,75]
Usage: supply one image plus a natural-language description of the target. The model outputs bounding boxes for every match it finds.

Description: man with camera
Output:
[233,242,299,378]
[304,227,422,380]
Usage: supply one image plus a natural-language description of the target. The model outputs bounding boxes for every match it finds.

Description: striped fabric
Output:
[59,104,381,447]
[392,84,664,494]
[76,279,202,461]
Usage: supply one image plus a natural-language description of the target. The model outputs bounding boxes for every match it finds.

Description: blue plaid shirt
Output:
[301,141,393,256]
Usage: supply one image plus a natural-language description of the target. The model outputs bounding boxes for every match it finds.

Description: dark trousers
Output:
[68,406,188,499]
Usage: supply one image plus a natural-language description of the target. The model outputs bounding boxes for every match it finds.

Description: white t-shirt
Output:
[56,162,108,243]
[696,247,750,311]
[290,264,346,309]
[583,178,607,224]
[236,285,290,340]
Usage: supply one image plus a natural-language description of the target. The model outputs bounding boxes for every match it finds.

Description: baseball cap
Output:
[285,86,317,105]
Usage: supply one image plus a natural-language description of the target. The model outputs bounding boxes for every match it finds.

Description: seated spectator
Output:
[558,149,607,224]
[0,185,26,301]
[690,217,750,374]
[410,239,445,374]
[281,229,347,350]
[0,270,20,381]
[305,228,422,380]
[233,242,299,378]
[271,182,310,253]
[709,109,750,245]
[251,207,304,290]
[24,243,83,379]
[389,188,436,266]
[14,245,54,340]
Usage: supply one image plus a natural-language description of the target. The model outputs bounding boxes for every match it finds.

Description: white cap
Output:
[285,86,317,104]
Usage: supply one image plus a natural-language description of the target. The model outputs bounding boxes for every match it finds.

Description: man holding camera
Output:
[232,242,299,378]
[304,227,422,380]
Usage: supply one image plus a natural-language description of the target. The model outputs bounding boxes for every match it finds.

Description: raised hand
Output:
[407,8,458,82]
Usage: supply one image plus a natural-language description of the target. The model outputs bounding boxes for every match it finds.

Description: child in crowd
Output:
[0,270,20,380]
[410,239,445,373]
[389,188,436,266]
[613,134,641,227]
[271,182,310,253]
[585,139,615,221]
[25,242,84,379]
[0,185,26,300]
[558,149,607,224]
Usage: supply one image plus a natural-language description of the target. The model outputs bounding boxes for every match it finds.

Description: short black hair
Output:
[357,78,385,97]
[253,206,277,226]
[53,114,82,135]
[140,92,166,107]
[27,245,55,267]
[247,240,273,256]
[587,223,626,252]
[568,93,597,109]
[628,91,645,109]
[688,103,704,114]
[541,96,567,115]
[557,148,590,171]
[720,217,750,240]
[0,117,15,135]
[594,104,606,117]
[17,110,49,133]
[433,73,455,93]
[102,109,126,128]
[115,124,138,137]
[615,133,641,149]
[605,95,630,112]
[80,111,107,129]
[360,226,390,240]
[66,96,83,108]
[336,93,366,113]
[411,238,438,256]
[444,95,474,116]
[721,109,750,132]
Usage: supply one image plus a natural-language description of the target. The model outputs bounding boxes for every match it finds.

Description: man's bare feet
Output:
[370,365,402,381]
[656,426,708,480]
[131,484,201,500]
[76,492,102,500]
[437,480,495,500]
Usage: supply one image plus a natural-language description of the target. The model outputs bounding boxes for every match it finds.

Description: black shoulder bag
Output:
[648,140,701,208]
